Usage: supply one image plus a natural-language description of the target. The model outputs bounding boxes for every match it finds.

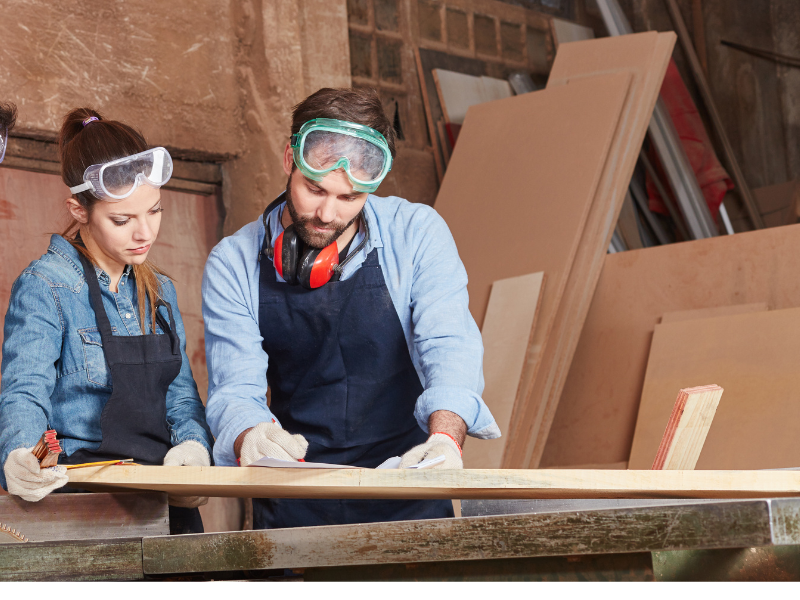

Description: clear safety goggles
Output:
[69,147,173,201]
[290,118,392,193]
[0,126,7,164]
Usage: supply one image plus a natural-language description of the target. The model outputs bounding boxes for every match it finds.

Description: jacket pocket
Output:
[78,327,114,388]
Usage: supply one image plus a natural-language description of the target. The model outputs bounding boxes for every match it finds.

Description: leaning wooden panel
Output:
[506,32,676,468]
[542,224,800,468]
[629,308,800,470]
[0,492,168,543]
[651,385,723,470]
[660,303,769,324]
[463,272,545,469]
[142,500,772,575]
[68,465,800,500]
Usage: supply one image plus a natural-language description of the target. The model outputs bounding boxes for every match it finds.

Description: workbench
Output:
[3,495,800,581]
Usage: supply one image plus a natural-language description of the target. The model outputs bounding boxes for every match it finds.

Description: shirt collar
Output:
[47,235,132,289]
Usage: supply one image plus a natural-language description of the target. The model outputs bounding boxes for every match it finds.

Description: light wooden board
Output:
[651,385,723,470]
[541,223,800,469]
[462,272,545,469]
[661,303,769,324]
[550,18,595,49]
[505,32,676,469]
[0,492,168,543]
[432,69,514,125]
[629,307,800,470]
[67,465,800,500]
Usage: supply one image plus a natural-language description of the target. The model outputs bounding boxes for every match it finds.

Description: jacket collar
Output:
[47,234,132,288]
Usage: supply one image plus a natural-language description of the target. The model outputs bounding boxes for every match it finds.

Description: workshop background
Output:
[3,0,800,534]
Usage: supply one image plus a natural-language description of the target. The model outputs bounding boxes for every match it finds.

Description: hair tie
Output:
[82,116,99,127]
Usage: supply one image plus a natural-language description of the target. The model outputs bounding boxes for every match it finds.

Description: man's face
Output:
[282,142,368,249]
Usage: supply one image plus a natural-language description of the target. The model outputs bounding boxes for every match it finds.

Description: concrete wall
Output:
[1,0,351,233]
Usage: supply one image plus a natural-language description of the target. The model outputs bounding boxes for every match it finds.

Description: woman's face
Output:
[71,185,163,268]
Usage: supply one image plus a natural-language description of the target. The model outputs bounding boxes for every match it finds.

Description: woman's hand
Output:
[4,447,68,502]
[163,440,210,508]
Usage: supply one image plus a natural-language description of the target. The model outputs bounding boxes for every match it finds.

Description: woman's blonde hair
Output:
[58,107,168,333]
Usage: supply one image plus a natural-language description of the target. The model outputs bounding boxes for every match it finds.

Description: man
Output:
[203,87,499,529]
[0,102,16,163]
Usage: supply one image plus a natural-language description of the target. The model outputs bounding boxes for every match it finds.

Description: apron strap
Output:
[77,252,115,343]
[155,299,180,355]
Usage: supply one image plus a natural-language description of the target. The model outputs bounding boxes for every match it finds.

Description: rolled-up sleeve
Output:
[0,273,62,490]
[202,244,276,466]
[162,281,214,460]
[409,210,500,439]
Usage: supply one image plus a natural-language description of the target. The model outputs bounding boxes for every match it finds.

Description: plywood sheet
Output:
[660,302,769,324]
[432,69,513,125]
[506,32,676,468]
[462,272,545,469]
[542,223,800,468]
[551,18,595,48]
[629,308,800,470]
[67,464,800,500]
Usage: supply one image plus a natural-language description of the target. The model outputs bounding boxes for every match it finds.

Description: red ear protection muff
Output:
[274,224,339,289]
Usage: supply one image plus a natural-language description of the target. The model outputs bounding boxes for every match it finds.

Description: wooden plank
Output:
[661,303,769,324]
[541,223,800,469]
[651,385,723,470]
[462,272,545,469]
[506,32,676,469]
[142,501,772,575]
[432,69,514,125]
[629,307,800,470]
[616,191,644,250]
[665,0,765,229]
[0,539,143,581]
[414,48,444,185]
[67,465,800,500]
[0,492,168,543]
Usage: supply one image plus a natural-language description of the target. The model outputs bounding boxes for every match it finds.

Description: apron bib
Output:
[255,216,453,528]
[63,254,181,466]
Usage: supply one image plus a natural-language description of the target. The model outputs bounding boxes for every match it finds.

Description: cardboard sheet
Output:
[505,32,676,468]
[541,223,800,468]
[629,308,800,470]
[462,272,545,469]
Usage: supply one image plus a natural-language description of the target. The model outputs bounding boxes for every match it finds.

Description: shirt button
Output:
[125,313,131,319]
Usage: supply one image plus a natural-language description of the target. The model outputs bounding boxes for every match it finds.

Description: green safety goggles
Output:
[290,118,393,193]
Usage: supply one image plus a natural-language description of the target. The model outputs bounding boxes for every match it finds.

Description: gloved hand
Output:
[4,447,68,502]
[163,440,211,508]
[239,422,308,467]
[399,433,463,469]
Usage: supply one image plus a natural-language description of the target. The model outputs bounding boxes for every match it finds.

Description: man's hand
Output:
[235,422,309,467]
[399,410,467,469]
[4,447,68,502]
[163,440,211,508]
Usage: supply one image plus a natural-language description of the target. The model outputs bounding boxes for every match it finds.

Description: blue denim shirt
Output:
[0,235,213,490]
[203,194,500,467]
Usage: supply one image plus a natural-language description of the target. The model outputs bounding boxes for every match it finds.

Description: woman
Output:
[0,108,213,534]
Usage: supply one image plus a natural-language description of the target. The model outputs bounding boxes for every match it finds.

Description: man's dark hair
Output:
[0,102,17,132]
[291,88,397,158]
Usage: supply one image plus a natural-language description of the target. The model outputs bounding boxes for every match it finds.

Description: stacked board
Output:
[541,223,800,469]
[503,32,677,468]
[629,307,800,470]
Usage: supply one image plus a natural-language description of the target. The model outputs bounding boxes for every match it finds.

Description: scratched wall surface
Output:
[0,0,241,156]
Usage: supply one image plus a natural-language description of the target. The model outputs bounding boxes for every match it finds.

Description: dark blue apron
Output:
[254,211,454,529]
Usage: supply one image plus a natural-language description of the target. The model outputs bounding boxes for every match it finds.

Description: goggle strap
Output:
[69,182,93,194]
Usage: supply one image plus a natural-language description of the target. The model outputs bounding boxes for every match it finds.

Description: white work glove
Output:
[4,447,68,502]
[239,422,309,467]
[163,440,211,508]
[399,433,463,469]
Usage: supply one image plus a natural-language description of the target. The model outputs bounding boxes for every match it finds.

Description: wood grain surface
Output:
[67,465,800,500]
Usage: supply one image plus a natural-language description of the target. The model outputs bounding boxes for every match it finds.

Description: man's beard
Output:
[285,175,360,249]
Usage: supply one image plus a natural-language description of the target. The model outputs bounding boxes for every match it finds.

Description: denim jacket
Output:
[203,195,500,467]
[0,235,213,489]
